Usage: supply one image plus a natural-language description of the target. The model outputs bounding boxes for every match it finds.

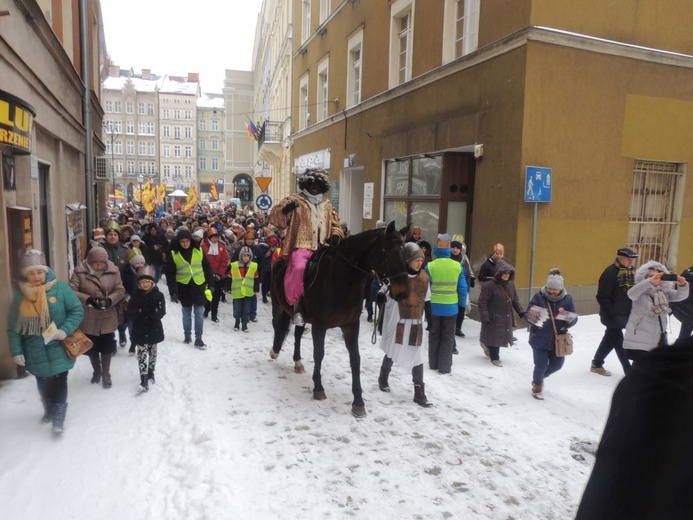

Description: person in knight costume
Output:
[269,169,344,326]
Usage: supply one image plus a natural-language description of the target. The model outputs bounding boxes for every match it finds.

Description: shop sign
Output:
[0,90,36,154]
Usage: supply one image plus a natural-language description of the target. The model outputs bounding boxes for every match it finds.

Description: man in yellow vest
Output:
[229,246,260,332]
[165,228,214,348]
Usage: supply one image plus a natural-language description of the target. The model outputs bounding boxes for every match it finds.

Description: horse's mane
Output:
[332,228,385,261]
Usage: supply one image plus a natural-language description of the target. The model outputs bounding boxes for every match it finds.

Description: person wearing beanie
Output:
[7,250,84,434]
[129,235,149,261]
[142,224,168,284]
[478,260,525,367]
[118,254,147,353]
[192,228,206,244]
[126,265,166,392]
[91,227,106,249]
[69,244,125,388]
[229,246,260,332]
[378,242,433,407]
[231,229,262,321]
[424,234,468,374]
[526,268,578,399]
[201,223,230,322]
[100,221,131,348]
[164,226,214,348]
[450,239,474,339]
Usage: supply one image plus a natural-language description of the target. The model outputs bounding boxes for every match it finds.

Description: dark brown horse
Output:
[270,222,410,417]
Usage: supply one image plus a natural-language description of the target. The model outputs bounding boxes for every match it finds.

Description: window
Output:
[147,122,155,135]
[317,59,329,121]
[127,161,135,174]
[163,145,170,157]
[114,101,122,113]
[199,157,207,170]
[148,162,155,175]
[163,165,170,178]
[185,127,192,139]
[138,122,146,135]
[174,127,181,139]
[114,141,123,154]
[138,102,145,115]
[389,0,413,88]
[163,109,170,119]
[174,165,181,177]
[174,146,181,158]
[302,0,311,42]
[174,109,181,120]
[211,157,219,170]
[139,142,147,156]
[185,166,192,178]
[211,139,219,151]
[126,141,135,155]
[147,142,155,156]
[299,75,309,130]
[147,103,154,115]
[105,101,113,113]
[628,160,685,264]
[199,119,207,131]
[126,102,134,114]
[185,146,192,158]
[455,0,479,58]
[163,125,170,138]
[126,121,134,135]
[199,138,207,150]
[139,162,147,174]
[319,0,330,23]
[114,161,123,174]
[211,119,219,131]
[114,121,122,134]
[185,110,192,120]
[347,31,363,108]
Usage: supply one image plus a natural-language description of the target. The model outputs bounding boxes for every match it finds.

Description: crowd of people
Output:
[6,170,693,437]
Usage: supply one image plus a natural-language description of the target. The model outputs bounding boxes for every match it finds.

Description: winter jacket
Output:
[596,260,634,329]
[624,261,689,353]
[527,288,578,350]
[671,266,693,329]
[121,265,139,297]
[425,247,467,317]
[7,270,84,377]
[164,239,214,307]
[142,228,168,266]
[69,259,125,336]
[126,286,166,345]
[478,260,525,347]
[478,256,498,283]
[201,239,230,277]
[100,241,130,274]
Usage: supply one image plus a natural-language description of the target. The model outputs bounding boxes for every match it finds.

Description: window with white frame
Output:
[627,160,685,265]
[211,139,219,150]
[174,165,181,177]
[126,141,135,155]
[347,31,363,108]
[199,119,206,131]
[174,109,181,120]
[185,127,192,139]
[163,109,170,119]
[148,162,155,175]
[147,122,155,135]
[455,0,479,58]
[199,157,207,170]
[174,127,181,139]
[163,125,170,138]
[174,146,181,158]
[114,101,122,113]
[138,102,145,115]
[139,142,147,156]
[139,162,147,174]
[114,121,122,134]
[138,122,146,135]
[163,165,170,178]
[114,141,122,154]
[147,103,154,115]
[185,166,192,178]
[163,145,170,157]
[126,121,134,134]
[185,110,192,120]
[104,101,113,113]
[319,0,330,23]
[211,157,219,170]
[389,0,414,88]
[302,0,311,42]
[147,142,155,156]
[185,146,192,158]
[115,161,122,173]
[211,119,219,131]
[199,138,207,150]
[126,102,134,114]
[127,161,135,174]
[317,59,329,121]
[299,75,309,130]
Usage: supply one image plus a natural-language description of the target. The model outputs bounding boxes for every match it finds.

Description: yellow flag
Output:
[183,183,198,213]
[158,183,167,203]
[210,182,219,201]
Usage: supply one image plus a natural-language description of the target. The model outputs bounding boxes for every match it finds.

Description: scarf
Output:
[207,241,219,255]
[540,285,566,303]
[16,279,58,335]
[302,193,328,249]
[302,189,325,205]
[615,260,635,291]
[648,289,671,318]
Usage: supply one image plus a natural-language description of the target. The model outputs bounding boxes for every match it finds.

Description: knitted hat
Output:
[239,246,253,260]
[92,228,106,240]
[137,265,156,282]
[375,220,387,229]
[129,235,142,244]
[403,243,424,263]
[129,254,146,266]
[546,268,564,291]
[451,240,463,249]
[437,233,451,248]
[21,249,49,276]
[177,229,193,241]
[193,228,205,239]
[87,247,108,264]
[224,229,235,238]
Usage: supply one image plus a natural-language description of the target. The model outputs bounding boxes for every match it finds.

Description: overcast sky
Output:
[100,0,263,93]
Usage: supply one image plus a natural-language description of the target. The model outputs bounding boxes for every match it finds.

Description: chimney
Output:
[187,72,199,83]
[141,69,151,80]
[109,65,120,77]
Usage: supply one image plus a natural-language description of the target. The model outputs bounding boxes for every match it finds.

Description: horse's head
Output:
[379,221,410,301]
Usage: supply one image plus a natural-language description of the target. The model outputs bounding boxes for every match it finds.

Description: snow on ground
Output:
[2,282,681,519]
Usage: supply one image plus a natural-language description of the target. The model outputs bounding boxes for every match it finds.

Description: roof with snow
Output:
[159,75,200,96]
[198,93,225,110]
[103,75,162,93]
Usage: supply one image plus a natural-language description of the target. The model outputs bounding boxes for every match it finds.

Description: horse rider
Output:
[269,169,344,326]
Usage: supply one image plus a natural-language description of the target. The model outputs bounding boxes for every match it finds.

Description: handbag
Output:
[61,329,94,358]
[548,301,573,357]
[116,299,128,325]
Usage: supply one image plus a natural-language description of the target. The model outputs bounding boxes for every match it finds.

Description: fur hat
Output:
[298,169,330,193]
[177,229,193,242]
[403,243,424,263]
[239,246,253,260]
[137,265,156,282]
[87,247,108,264]
[545,268,565,291]
[21,249,49,276]
[129,254,146,266]
[92,228,106,241]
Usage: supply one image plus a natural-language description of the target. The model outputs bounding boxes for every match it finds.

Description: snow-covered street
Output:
[2,282,659,519]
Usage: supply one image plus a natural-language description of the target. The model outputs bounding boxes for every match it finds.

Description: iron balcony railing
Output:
[258,120,283,149]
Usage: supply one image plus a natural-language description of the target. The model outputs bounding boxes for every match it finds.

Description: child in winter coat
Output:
[229,246,260,332]
[126,266,166,391]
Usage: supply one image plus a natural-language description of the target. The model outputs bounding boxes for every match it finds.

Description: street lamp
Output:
[103,122,120,207]
[137,174,144,204]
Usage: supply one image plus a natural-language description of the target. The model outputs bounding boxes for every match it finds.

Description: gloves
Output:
[102,298,113,309]
[170,295,179,304]
[281,201,297,215]
[376,292,387,304]
[204,289,213,302]
[85,297,97,308]
[518,312,526,319]
[54,330,67,341]
[13,355,25,366]
[327,235,340,247]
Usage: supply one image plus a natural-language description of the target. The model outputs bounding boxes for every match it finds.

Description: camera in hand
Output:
[661,273,678,282]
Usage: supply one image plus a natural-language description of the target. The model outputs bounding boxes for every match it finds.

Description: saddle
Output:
[303,247,330,292]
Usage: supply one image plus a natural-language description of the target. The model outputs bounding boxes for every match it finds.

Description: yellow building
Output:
[288,0,693,313]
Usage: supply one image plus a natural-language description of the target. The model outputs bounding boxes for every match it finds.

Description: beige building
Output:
[287,0,693,313]
[252,0,294,203]
[0,0,107,379]
[197,93,226,200]
[160,74,200,193]
[102,67,160,202]
[223,70,256,206]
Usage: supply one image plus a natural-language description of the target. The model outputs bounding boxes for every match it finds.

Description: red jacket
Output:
[201,240,230,276]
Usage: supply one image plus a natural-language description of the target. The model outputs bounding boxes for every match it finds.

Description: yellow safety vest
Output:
[428,259,461,305]
[172,248,206,285]
[231,262,257,298]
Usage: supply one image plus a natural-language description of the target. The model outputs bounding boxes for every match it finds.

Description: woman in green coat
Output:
[7,250,84,435]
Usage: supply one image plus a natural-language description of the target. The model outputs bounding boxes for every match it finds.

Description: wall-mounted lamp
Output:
[474,144,484,158]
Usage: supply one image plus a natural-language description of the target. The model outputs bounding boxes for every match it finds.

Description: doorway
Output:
[339,167,364,233]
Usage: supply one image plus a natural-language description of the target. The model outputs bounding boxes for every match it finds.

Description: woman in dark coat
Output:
[478,260,525,367]
[527,269,578,399]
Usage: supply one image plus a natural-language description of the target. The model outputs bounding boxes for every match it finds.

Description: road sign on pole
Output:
[524,166,552,203]
[256,194,272,211]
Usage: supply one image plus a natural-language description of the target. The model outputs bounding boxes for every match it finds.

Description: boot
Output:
[41,398,52,423]
[413,384,432,407]
[147,369,156,384]
[532,383,544,400]
[51,402,68,435]
[234,319,240,331]
[194,338,207,349]
[101,354,112,388]
[378,370,391,392]
[139,375,149,392]
[293,301,305,327]
[89,355,101,384]
[184,335,192,344]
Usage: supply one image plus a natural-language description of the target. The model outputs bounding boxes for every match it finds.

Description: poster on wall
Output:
[3,154,16,190]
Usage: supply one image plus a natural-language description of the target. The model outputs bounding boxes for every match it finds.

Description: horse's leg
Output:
[270,312,291,360]
[342,322,366,417]
[311,325,327,400]
[293,326,305,373]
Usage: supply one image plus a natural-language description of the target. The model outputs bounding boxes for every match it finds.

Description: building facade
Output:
[197,94,226,200]
[0,0,107,379]
[287,0,693,313]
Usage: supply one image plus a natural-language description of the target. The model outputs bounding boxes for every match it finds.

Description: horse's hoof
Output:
[294,361,305,374]
[313,390,327,400]
[269,348,279,360]
[351,405,367,418]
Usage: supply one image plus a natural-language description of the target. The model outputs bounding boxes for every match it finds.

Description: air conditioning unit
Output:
[94,156,110,181]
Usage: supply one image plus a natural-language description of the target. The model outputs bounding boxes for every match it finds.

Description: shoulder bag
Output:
[61,329,94,358]
[547,301,573,357]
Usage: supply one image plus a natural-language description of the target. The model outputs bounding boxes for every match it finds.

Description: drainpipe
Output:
[79,0,96,232]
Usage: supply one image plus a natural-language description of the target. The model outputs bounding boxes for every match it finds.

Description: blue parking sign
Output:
[525,166,552,202]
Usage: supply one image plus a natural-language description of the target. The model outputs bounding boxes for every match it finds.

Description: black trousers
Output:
[592,327,631,374]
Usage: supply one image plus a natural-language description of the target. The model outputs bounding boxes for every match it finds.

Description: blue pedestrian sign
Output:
[525,166,552,203]
[256,194,272,211]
